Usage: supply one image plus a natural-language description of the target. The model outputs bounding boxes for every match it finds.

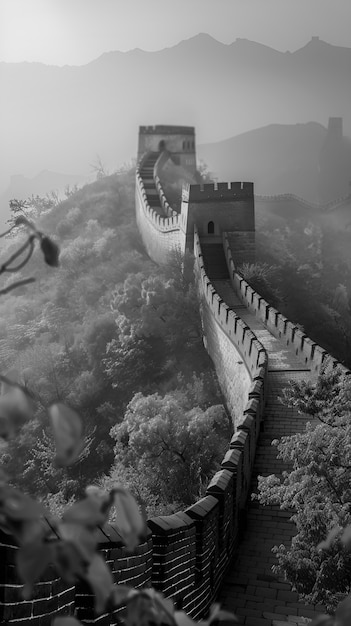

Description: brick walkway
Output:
[213,281,324,626]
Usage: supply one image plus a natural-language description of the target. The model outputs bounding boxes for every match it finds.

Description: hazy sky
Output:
[0,0,351,66]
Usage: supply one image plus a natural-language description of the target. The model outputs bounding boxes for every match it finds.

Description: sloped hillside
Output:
[0,170,225,515]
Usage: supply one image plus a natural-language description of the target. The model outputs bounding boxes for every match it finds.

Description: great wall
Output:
[1,125,349,626]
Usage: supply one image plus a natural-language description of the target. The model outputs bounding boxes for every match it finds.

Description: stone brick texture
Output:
[1,143,345,625]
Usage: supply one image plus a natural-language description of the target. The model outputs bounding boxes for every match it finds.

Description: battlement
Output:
[184,182,254,203]
[139,125,195,135]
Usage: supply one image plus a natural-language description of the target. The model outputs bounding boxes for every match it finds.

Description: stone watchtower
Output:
[180,182,255,265]
[137,125,197,176]
[319,117,351,203]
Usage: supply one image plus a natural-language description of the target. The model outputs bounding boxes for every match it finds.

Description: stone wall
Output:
[5,135,348,625]
[222,233,349,377]
[0,217,268,626]
[135,158,183,264]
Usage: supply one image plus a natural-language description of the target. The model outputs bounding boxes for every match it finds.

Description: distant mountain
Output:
[198,122,351,201]
[0,170,90,228]
[1,34,351,214]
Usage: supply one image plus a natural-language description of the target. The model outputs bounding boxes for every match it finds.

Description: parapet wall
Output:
[186,182,254,202]
[1,192,269,626]
[222,233,349,377]
[135,156,184,265]
[137,126,196,174]
[255,192,351,213]
[139,125,195,135]
[144,227,268,618]
[0,525,153,626]
[8,129,349,624]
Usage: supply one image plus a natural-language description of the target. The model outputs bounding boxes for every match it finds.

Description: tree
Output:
[256,366,351,611]
[110,266,202,353]
[109,391,231,506]
[237,262,282,309]
[90,154,109,180]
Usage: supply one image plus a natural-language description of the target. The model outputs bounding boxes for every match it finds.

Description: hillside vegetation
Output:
[0,169,228,516]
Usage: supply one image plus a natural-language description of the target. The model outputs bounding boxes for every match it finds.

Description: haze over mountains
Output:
[1,34,351,221]
[198,122,351,202]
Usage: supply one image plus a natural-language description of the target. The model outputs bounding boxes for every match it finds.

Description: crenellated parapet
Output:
[185,182,254,202]
[135,156,183,265]
[255,191,351,212]
[2,123,350,626]
[180,181,255,260]
[222,233,349,377]
[137,125,196,176]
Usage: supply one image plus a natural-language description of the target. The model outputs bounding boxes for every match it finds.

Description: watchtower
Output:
[319,117,350,202]
[180,182,255,265]
[137,125,196,176]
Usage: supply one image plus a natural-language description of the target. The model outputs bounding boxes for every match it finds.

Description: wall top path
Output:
[255,192,351,213]
[212,280,311,373]
[219,370,326,625]
[139,125,195,135]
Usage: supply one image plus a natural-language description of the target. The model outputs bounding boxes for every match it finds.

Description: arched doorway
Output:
[158,140,166,151]
[208,221,215,234]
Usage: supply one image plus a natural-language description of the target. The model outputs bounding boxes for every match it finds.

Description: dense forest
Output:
[2,164,351,521]
[0,168,229,518]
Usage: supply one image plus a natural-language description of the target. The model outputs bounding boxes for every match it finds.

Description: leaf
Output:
[111,486,145,551]
[85,553,114,614]
[174,612,197,626]
[9,518,47,546]
[209,610,239,625]
[208,603,239,624]
[52,618,83,626]
[310,616,334,626]
[53,541,86,583]
[0,485,48,521]
[40,236,60,267]
[0,386,33,439]
[151,589,174,619]
[57,522,97,562]
[0,415,11,440]
[49,403,85,466]
[0,369,20,394]
[109,584,134,608]
[125,591,161,626]
[85,484,108,500]
[62,497,109,528]
[16,540,53,599]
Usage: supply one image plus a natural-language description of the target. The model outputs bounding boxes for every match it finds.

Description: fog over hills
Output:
[1,34,351,220]
[198,122,336,201]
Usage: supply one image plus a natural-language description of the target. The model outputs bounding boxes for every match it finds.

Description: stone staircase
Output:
[139,152,166,217]
[200,272,324,625]
[201,243,230,280]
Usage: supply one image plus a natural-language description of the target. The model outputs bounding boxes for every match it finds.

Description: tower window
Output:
[208,221,215,234]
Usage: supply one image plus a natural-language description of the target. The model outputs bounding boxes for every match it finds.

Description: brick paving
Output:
[213,280,324,625]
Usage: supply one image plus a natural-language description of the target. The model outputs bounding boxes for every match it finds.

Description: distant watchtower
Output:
[319,117,350,203]
[327,117,343,141]
[180,182,255,265]
[137,125,197,176]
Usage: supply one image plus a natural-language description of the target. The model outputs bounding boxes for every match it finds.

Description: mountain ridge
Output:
[0,34,344,68]
[1,34,351,222]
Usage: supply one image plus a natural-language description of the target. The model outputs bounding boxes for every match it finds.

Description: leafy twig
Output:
[0,277,36,295]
